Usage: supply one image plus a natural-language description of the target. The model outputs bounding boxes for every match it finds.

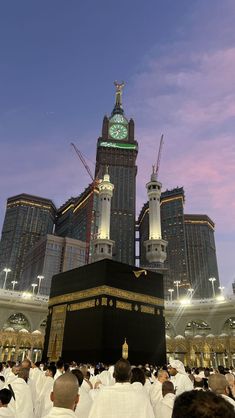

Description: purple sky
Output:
[0,1,234,292]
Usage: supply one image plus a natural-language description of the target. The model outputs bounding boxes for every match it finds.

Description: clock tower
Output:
[95,82,138,265]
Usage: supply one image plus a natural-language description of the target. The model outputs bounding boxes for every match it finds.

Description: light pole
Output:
[168,288,174,302]
[31,283,38,295]
[37,275,44,295]
[174,280,181,299]
[209,277,216,297]
[11,280,18,291]
[218,286,225,296]
[3,268,11,289]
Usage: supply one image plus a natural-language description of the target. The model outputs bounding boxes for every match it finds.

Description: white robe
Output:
[5,377,34,418]
[171,373,193,396]
[74,385,92,418]
[54,370,63,381]
[149,380,162,417]
[3,369,11,381]
[131,382,148,395]
[0,406,16,418]
[157,393,175,418]
[42,407,77,418]
[4,372,16,386]
[144,379,152,395]
[88,382,154,418]
[34,376,54,418]
[30,368,45,398]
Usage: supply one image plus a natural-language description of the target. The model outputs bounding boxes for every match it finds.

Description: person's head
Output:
[208,374,229,396]
[168,360,185,377]
[45,365,57,378]
[162,380,174,397]
[56,359,64,371]
[218,365,225,375]
[12,365,20,375]
[51,372,79,411]
[172,390,235,418]
[157,369,169,383]
[7,361,15,369]
[79,365,88,379]
[72,369,84,387]
[185,366,192,374]
[18,367,29,382]
[0,389,12,407]
[64,363,70,372]
[21,359,31,370]
[130,367,145,386]
[204,368,210,378]
[194,376,205,389]
[113,359,131,383]
[144,368,151,379]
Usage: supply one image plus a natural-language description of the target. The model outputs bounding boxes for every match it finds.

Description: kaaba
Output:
[43,258,166,365]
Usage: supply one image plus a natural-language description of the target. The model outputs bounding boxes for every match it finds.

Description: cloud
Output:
[130,46,235,205]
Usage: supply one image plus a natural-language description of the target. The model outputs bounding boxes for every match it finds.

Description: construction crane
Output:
[71,143,94,181]
[156,134,164,179]
[71,142,98,264]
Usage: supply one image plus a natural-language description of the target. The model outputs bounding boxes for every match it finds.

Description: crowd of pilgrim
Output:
[0,358,235,418]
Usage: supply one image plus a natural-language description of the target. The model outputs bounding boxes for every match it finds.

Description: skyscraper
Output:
[160,187,189,292]
[138,187,220,299]
[184,214,220,298]
[20,234,86,295]
[55,184,99,262]
[0,194,56,284]
[95,82,138,265]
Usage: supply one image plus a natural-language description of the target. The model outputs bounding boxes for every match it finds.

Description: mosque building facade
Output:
[0,288,234,367]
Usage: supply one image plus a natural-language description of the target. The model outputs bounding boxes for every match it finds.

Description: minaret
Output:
[144,167,168,265]
[92,169,114,262]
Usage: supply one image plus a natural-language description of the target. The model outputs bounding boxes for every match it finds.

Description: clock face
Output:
[109,124,128,140]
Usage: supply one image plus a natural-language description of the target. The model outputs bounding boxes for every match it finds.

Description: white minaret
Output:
[92,169,114,262]
[144,167,167,264]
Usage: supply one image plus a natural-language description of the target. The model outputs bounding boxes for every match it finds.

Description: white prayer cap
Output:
[169,360,186,374]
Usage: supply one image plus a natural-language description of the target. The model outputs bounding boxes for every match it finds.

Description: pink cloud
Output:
[128,45,235,288]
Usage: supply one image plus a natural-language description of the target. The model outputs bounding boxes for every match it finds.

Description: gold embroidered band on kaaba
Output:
[49,285,164,307]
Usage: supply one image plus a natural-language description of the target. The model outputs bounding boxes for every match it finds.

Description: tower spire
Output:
[112,81,125,115]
